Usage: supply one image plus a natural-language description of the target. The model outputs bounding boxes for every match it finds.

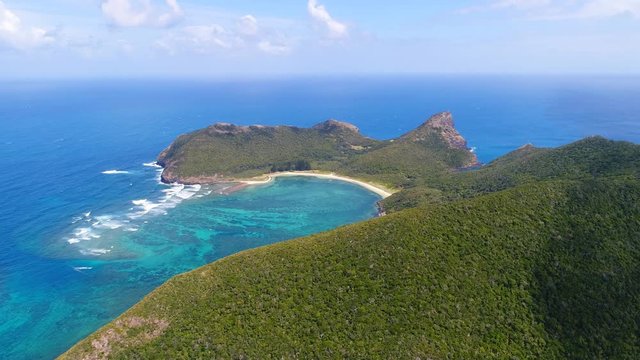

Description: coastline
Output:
[240,171,396,199]
[157,161,396,199]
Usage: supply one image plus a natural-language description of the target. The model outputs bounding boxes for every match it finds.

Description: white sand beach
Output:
[242,171,395,198]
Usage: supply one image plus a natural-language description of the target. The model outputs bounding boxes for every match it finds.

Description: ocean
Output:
[1,76,639,359]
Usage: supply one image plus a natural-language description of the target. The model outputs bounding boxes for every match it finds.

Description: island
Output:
[61,112,640,359]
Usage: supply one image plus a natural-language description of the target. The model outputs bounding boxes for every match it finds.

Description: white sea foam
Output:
[176,184,200,200]
[67,227,101,244]
[131,199,162,217]
[129,183,201,218]
[80,248,111,256]
[102,170,130,175]
[67,169,209,256]
[143,162,162,168]
[73,266,93,272]
[72,211,93,224]
[93,215,129,230]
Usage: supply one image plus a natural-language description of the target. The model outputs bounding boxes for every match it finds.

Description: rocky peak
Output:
[401,112,480,167]
[403,112,468,149]
[205,123,252,136]
[517,143,536,151]
[425,112,455,129]
[313,119,360,134]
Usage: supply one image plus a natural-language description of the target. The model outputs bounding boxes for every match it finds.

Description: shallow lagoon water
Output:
[0,176,380,359]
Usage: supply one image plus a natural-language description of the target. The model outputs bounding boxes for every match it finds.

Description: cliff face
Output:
[401,112,480,168]
[157,112,479,185]
[312,119,361,134]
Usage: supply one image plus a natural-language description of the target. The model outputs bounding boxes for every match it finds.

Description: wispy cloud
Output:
[258,40,291,55]
[492,0,553,10]
[0,1,56,50]
[569,0,640,19]
[461,0,640,20]
[237,15,259,36]
[101,0,183,28]
[307,0,348,39]
[155,14,292,56]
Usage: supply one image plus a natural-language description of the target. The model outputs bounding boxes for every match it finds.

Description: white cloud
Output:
[156,24,234,54]
[467,0,640,19]
[101,0,183,28]
[571,0,640,19]
[183,25,233,49]
[0,4,21,35]
[492,0,553,10]
[156,14,293,56]
[258,40,291,55]
[238,15,259,36]
[307,0,348,39]
[0,1,55,50]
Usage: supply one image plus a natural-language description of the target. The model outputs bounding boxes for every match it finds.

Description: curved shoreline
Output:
[240,171,396,199]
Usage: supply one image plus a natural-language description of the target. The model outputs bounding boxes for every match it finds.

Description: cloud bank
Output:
[155,14,291,56]
[471,0,640,19]
[307,0,348,39]
[101,0,183,28]
[0,1,55,50]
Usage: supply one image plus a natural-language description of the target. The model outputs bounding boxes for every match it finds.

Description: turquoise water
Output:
[1,77,639,359]
[1,176,380,359]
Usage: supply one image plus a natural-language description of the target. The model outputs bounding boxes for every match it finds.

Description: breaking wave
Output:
[143,162,162,168]
[102,170,130,175]
[66,162,209,256]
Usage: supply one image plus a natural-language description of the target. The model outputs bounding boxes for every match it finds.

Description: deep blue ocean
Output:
[1,76,639,359]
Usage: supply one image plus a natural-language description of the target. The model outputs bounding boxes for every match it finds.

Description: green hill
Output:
[61,113,640,359]
[381,136,640,212]
[157,112,479,188]
[61,178,640,359]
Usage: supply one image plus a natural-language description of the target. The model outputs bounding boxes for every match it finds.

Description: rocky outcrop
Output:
[204,123,282,136]
[402,112,480,168]
[77,316,169,360]
[205,123,253,136]
[160,171,227,185]
[312,119,360,134]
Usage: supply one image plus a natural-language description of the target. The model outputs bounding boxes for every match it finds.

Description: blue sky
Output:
[1,0,639,78]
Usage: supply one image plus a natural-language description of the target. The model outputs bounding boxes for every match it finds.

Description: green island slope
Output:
[156,112,479,188]
[62,113,640,359]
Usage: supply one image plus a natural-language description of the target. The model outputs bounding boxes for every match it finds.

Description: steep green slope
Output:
[381,136,640,212]
[447,136,640,195]
[61,178,640,359]
[156,120,378,183]
[157,112,479,187]
[334,112,480,187]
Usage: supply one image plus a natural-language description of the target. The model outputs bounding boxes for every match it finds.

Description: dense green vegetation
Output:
[61,113,640,359]
[62,177,640,359]
[270,160,312,172]
[157,112,478,187]
[381,136,640,212]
